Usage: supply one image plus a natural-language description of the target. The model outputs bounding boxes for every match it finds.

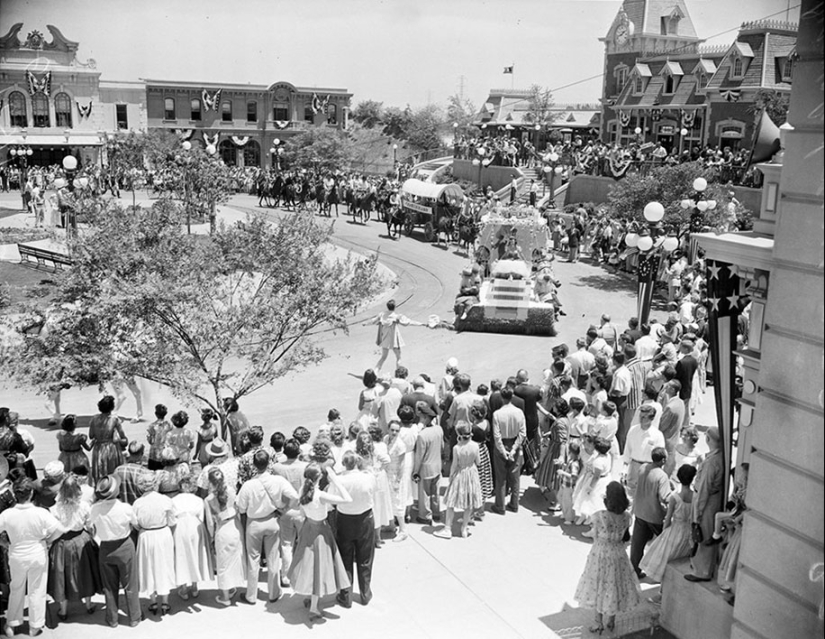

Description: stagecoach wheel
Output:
[403,217,414,236]
[424,221,435,242]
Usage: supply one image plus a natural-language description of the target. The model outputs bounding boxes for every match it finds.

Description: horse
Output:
[434,214,454,246]
[352,191,376,224]
[384,206,406,239]
[457,218,480,257]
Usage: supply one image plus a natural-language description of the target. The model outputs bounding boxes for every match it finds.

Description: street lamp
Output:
[61,155,79,234]
[678,127,688,156]
[541,151,562,207]
[269,138,282,171]
[634,200,667,325]
[9,146,33,207]
[680,176,716,261]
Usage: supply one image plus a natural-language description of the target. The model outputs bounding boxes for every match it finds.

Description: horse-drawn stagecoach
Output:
[397,179,464,241]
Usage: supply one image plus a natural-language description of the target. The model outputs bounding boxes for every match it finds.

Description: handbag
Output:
[691,522,704,545]
[45,599,60,630]
[523,434,541,473]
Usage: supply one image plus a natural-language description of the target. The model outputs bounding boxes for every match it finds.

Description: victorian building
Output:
[1,23,352,172]
[600,1,797,152]
[0,23,146,168]
[143,79,351,168]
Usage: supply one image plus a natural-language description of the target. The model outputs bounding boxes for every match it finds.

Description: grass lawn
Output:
[0,261,62,315]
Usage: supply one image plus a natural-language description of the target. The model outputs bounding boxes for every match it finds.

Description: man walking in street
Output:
[335,451,377,607]
[629,447,671,578]
[675,338,699,427]
[514,369,543,475]
[659,381,685,477]
[492,387,527,514]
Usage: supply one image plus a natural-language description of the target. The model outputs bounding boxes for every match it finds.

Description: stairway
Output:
[513,166,543,205]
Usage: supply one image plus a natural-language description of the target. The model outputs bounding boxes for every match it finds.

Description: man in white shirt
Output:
[608,351,633,451]
[634,324,661,362]
[566,338,596,389]
[622,405,666,493]
[436,358,459,406]
[236,450,298,605]
[270,439,307,587]
[587,327,613,361]
[88,476,142,628]
[597,313,620,350]
[335,451,377,607]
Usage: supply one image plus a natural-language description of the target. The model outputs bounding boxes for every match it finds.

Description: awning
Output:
[401,179,464,201]
[0,134,103,147]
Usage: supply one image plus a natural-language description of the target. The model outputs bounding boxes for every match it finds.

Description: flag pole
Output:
[511,63,515,90]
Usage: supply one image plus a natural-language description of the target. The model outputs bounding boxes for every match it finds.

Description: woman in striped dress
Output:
[469,402,493,515]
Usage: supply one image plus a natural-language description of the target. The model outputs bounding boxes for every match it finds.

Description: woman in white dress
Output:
[364,299,422,373]
[357,429,392,547]
[171,475,212,601]
[204,468,246,605]
[132,473,176,615]
[383,420,410,542]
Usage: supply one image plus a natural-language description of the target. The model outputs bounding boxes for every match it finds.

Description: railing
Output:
[405,147,453,167]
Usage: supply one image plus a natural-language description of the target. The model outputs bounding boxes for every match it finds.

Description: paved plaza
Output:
[0,191,711,638]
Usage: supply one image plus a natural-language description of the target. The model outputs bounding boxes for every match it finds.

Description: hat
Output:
[207,439,229,458]
[160,447,178,464]
[471,264,480,272]
[95,475,120,500]
[157,471,180,494]
[44,461,66,483]
[415,401,436,417]
[461,267,472,276]
[705,426,721,443]
[446,357,459,370]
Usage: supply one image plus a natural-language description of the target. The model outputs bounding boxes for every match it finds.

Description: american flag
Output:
[706,259,749,496]
[637,251,660,325]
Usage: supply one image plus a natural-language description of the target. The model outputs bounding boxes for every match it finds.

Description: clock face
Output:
[615,25,629,45]
[274,87,290,102]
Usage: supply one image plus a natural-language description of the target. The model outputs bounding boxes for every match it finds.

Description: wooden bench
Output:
[16,244,73,271]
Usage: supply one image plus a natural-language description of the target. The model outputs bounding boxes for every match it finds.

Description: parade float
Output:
[454,204,558,336]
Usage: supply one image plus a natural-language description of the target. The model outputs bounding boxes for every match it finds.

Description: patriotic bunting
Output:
[202,89,222,111]
[203,132,219,148]
[706,259,749,498]
[681,110,695,127]
[721,89,741,102]
[26,70,51,96]
[231,136,250,147]
[618,111,631,127]
[77,101,93,119]
[636,251,660,325]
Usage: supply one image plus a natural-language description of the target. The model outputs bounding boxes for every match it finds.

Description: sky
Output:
[1,0,800,110]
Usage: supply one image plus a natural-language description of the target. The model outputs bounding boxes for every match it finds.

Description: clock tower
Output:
[599,0,701,141]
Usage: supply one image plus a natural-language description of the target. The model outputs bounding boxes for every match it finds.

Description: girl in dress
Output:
[193,409,219,468]
[56,415,91,476]
[165,411,196,468]
[172,474,212,601]
[590,401,620,481]
[711,463,749,593]
[287,463,352,622]
[364,299,422,374]
[469,401,493,518]
[223,398,250,457]
[572,436,612,528]
[88,395,127,483]
[670,427,702,485]
[357,429,392,547]
[146,404,172,471]
[48,474,100,620]
[535,399,570,503]
[574,481,641,635]
[557,440,582,525]
[384,420,410,542]
[205,468,246,606]
[640,464,697,582]
[132,473,177,615]
[356,369,380,429]
[435,422,482,539]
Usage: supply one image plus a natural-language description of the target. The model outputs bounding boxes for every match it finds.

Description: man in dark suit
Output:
[400,376,438,415]
[488,378,525,415]
[674,339,699,427]
[513,370,543,475]
[412,402,443,524]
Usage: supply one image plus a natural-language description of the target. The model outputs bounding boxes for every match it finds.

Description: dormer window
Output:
[635,75,645,94]
[664,75,678,94]
[732,57,743,77]
[660,9,682,35]
[660,61,683,95]
[696,72,708,91]
[783,57,794,81]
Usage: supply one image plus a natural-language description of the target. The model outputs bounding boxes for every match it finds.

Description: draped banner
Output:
[273,120,290,129]
[202,89,222,111]
[26,70,52,96]
[721,89,741,103]
[231,136,249,146]
[76,101,93,119]
[681,110,696,128]
[203,132,219,148]
[637,251,660,325]
[174,129,194,141]
[706,260,748,498]
[618,111,631,127]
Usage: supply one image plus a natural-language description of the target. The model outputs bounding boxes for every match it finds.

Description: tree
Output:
[351,100,384,129]
[607,162,751,235]
[105,130,147,206]
[524,84,557,128]
[750,89,790,126]
[3,200,383,427]
[404,104,446,151]
[381,105,412,140]
[446,94,477,136]
[282,128,354,173]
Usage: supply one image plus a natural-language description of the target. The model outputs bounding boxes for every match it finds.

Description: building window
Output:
[9,91,27,127]
[164,97,176,120]
[32,94,50,128]
[696,72,708,91]
[273,104,289,121]
[219,139,235,166]
[221,101,233,122]
[783,58,794,81]
[327,103,337,125]
[732,57,743,78]
[190,98,202,121]
[615,66,628,93]
[664,75,678,94]
[243,140,261,167]
[661,15,680,35]
[304,104,314,122]
[246,101,257,123]
[116,104,128,129]
[634,76,644,94]
[54,93,72,128]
